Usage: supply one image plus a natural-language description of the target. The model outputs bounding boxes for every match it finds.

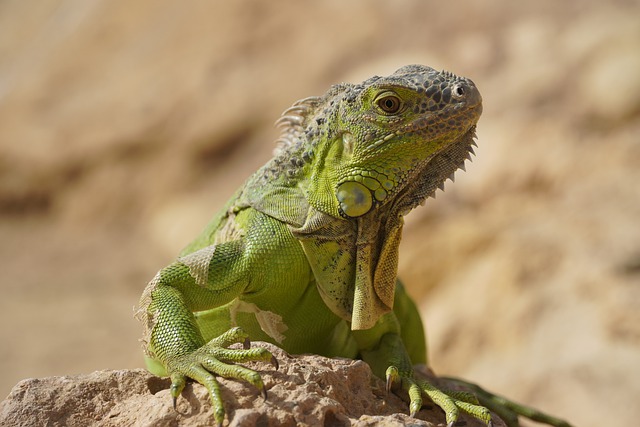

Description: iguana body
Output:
[136,65,571,427]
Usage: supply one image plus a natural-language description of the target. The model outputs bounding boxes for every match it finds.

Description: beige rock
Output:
[0,343,503,427]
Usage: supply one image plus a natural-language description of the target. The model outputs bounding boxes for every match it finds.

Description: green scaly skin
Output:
[136,65,572,427]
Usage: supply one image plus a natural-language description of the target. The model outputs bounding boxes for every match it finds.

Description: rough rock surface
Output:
[0,343,503,427]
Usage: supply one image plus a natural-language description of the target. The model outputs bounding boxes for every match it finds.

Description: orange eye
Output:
[376,94,403,114]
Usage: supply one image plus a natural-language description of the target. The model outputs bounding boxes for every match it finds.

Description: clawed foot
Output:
[166,327,278,426]
[386,366,493,427]
[386,366,573,427]
[442,377,573,427]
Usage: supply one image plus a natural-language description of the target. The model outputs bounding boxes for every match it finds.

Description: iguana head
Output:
[255,64,482,223]
[306,64,482,219]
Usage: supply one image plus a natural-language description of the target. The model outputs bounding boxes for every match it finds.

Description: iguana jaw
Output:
[334,118,480,221]
[393,124,479,215]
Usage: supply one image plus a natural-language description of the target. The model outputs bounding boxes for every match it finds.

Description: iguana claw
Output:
[385,365,399,393]
[169,373,186,410]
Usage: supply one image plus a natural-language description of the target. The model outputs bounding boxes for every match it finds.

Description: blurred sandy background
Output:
[1,1,639,426]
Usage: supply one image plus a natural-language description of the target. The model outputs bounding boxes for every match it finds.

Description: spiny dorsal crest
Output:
[273,95,322,155]
[268,83,361,183]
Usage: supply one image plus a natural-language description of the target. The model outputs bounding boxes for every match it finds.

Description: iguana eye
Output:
[375,93,403,114]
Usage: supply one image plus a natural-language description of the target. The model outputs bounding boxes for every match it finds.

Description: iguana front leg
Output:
[137,242,276,426]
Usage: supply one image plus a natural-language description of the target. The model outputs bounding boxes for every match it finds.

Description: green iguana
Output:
[136,65,572,427]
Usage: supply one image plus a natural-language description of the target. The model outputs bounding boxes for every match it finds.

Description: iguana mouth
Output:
[334,121,479,221]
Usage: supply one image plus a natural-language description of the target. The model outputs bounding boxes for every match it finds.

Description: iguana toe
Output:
[169,373,186,410]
